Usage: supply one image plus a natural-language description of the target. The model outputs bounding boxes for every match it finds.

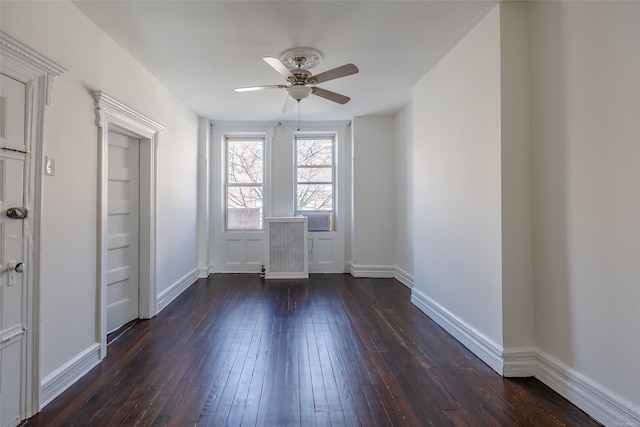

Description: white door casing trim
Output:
[0,31,66,420]
[93,91,164,359]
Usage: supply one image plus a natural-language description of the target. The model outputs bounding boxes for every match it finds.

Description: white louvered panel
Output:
[264,217,308,279]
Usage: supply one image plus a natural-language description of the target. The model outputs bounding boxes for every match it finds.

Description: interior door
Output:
[106,131,140,333]
[0,74,28,427]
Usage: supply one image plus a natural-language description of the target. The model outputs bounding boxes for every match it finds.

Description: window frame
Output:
[224,135,266,231]
[294,134,336,231]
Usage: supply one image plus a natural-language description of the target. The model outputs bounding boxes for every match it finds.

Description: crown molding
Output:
[0,31,66,105]
[93,91,165,133]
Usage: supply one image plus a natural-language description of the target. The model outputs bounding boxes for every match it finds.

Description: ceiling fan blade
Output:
[311,87,351,104]
[235,85,286,92]
[311,63,359,84]
[263,57,294,79]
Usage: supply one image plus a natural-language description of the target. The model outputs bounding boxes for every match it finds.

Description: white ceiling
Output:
[72,1,497,122]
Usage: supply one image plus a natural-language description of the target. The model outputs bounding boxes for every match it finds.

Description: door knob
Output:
[6,207,28,219]
[8,261,24,273]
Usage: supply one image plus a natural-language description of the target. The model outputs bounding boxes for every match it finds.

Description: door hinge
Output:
[1,146,31,156]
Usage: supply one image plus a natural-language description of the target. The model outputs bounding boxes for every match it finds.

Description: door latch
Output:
[7,261,24,287]
[6,207,28,219]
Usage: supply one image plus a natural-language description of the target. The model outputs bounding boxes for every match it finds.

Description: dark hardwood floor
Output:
[23,274,600,426]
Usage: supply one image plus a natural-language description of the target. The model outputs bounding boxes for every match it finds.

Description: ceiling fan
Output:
[235,47,359,105]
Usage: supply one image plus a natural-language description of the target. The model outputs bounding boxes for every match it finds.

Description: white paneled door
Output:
[106,131,140,332]
[0,74,27,427]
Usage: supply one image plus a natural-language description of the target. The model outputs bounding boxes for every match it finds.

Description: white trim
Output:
[411,287,640,425]
[502,346,537,377]
[501,347,640,425]
[535,350,640,426]
[156,269,199,313]
[347,262,395,278]
[394,267,414,288]
[94,91,164,132]
[0,326,26,350]
[39,343,100,409]
[410,287,504,374]
[1,31,66,421]
[534,350,639,426]
[0,31,65,106]
[93,91,164,360]
[198,265,212,279]
[197,118,212,278]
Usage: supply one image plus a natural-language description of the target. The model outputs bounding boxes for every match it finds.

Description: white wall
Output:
[529,0,640,409]
[1,0,199,382]
[499,2,535,350]
[411,6,504,347]
[406,1,640,422]
[394,103,413,286]
[350,116,396,272]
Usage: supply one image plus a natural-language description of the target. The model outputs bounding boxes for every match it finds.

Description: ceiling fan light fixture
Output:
[286,85,312,101]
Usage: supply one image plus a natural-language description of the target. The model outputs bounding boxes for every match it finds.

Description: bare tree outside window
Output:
[226,138,264,230]
[295,137,335,231]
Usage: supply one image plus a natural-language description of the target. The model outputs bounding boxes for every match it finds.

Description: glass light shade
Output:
[286,85,312,101]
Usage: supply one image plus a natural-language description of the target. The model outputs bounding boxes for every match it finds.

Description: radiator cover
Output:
[264,217,309,279]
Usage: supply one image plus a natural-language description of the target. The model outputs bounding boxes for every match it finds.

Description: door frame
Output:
[93,91,164,359]
[0,32,65,419]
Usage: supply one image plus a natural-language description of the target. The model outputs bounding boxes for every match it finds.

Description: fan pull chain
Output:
[297,100,301,131]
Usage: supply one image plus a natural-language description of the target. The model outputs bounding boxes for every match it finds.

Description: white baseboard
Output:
[40,343,101,409]
[502,347,537,377]
[394,267,413,288]
[198,264,212,279]
[347,262,395,278]
[534,349,640,426]
[410,287,504,374]
[157,268,198,313]
[412,288,640,426]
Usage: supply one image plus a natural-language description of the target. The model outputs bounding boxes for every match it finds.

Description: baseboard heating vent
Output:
[264,216,308,279]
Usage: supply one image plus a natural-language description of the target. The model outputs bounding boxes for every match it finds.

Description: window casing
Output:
[294,135,335,231]
[225,136,265,230]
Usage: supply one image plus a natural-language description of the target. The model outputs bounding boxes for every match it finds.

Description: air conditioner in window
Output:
[264,216,308,279]
[300,211,333,232]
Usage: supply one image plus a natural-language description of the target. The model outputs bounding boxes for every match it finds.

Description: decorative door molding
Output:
[0,30,66,419]
[93,91,164,359]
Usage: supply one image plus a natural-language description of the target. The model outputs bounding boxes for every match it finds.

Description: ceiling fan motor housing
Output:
[288,69,313,85]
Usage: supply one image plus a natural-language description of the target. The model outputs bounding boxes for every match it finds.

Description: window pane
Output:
[227,186,263,230]
[297,166,332,183]
[227,139,263,184]
[297,184,333,211]
[296,139,332,166]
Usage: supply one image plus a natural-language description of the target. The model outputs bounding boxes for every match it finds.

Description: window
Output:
[295,135,335,231]
[225,137,264,230]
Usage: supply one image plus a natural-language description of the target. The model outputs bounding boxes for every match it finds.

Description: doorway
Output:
[94,91,164,358]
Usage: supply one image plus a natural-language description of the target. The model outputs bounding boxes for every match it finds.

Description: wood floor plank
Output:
[22,274,602,427]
